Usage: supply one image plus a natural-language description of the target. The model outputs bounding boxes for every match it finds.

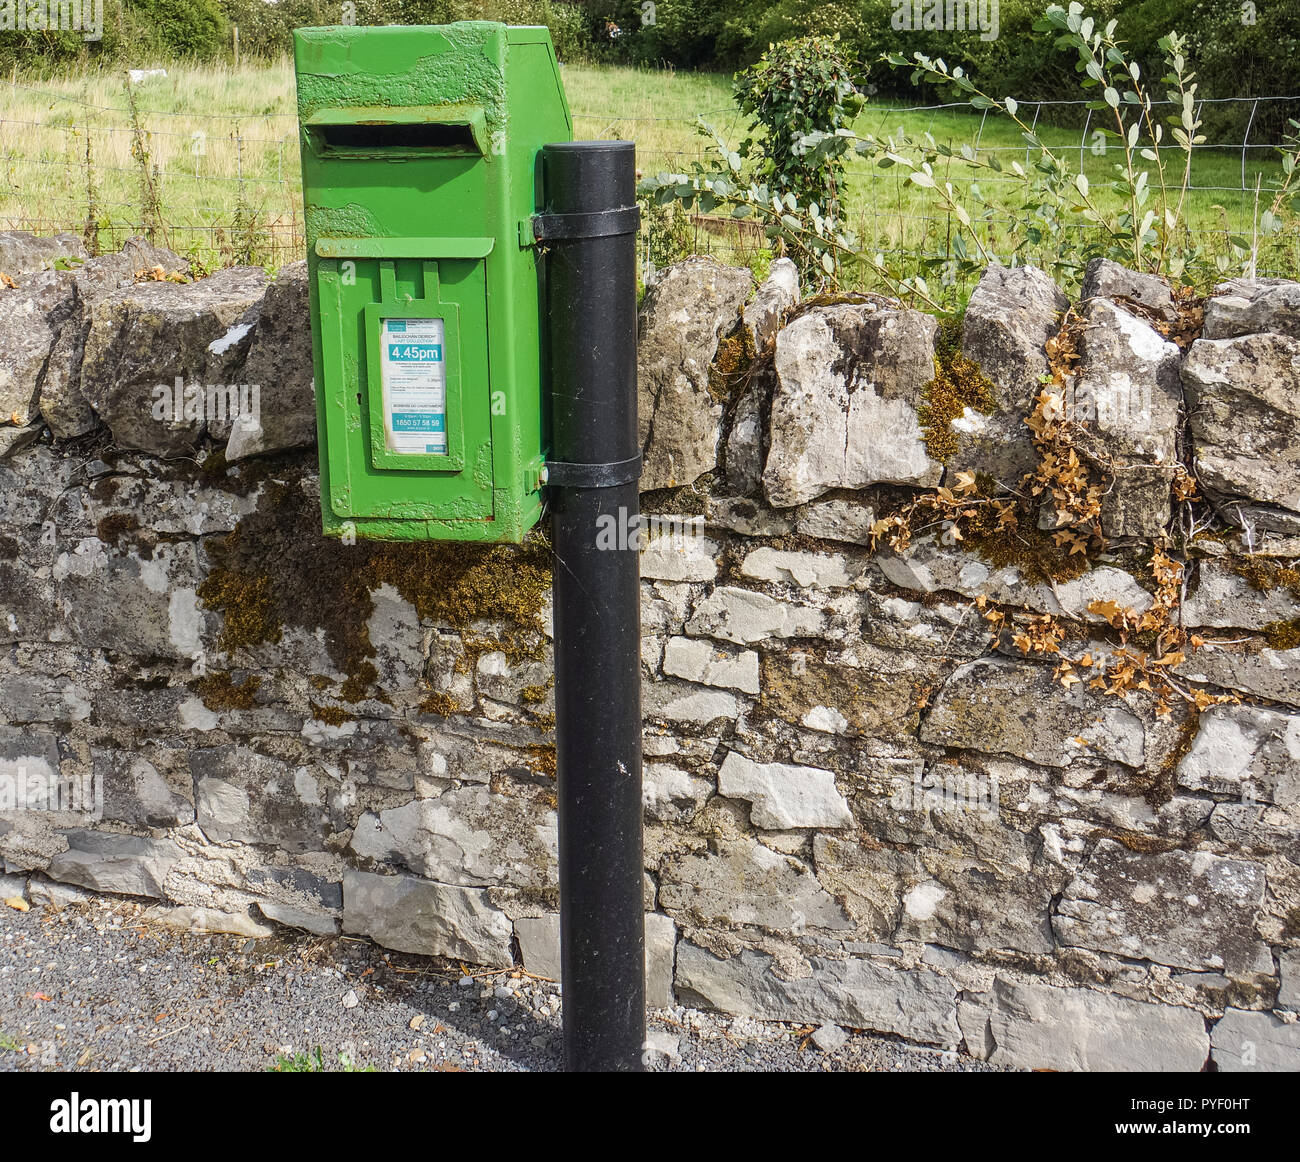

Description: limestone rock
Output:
[643,681,742,726]
[897,857,1057,956]
[1202,277,1300,340]
[247,865,341,935]
[1280,949,1300,1011]
[1080,257,1177,322]
[643,763,714,822]
[812,836,913,934]
[661,637,759,694]
[724,379,767,495]
[79,266,268,454]
[742,257,800,349]
[685,585,826,645]
[1070,297,1183,536]
[637,257,754,490]
[342,868,513,967]
[144,904,273,939]
[640,529,717,582]
[950,263,1069,483]
[704,495,795,538]
[0,725,62,786]
[878,534,1154,622]
[1182,560,1300,628]
[53,539,207,660]
[1176,703,1300,804]
[659,837,851,931]
[224,261,315,459]
[0,268,77,427]
[96,750,194,828]
[256,899,340,936]
[1211,1008,1300,1071]
[1053,840,1268,974]
[349,784,557,889]
[1182,332,1300,516]
[675,942,960,1045]
[1208,802,1300,859]
[987,976,1208,1071]
[764,303,941,507]
[921,658,1145,768]
[0,230,87,276]
[191,746,329,853]
[1176,643,1300,708]
[39,239,190,439]
[716,751,853,830]
[795,495,876,545]
[46,830,180,898]
[739,546,861,589]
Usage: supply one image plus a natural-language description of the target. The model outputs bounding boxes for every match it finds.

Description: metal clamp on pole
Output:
[541,140,645,1074]
[533,205,640,242]
[544,453,643,490]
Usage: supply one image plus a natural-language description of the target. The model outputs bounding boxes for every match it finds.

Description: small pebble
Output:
[811,1024,848,1053]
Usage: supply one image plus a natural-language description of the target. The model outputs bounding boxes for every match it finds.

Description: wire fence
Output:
[1,79,1296,282]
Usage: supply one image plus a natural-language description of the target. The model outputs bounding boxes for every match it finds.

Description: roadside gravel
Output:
[0,884,1007,1073]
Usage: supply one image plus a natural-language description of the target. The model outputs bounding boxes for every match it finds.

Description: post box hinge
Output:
[543,453,643,490]
[530,205,640,243]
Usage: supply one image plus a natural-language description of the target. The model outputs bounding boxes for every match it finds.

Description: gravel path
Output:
[0,884,1005,1073]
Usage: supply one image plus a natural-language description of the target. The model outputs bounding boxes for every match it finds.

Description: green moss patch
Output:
[1261,618,1300,650]
[197,472,551,704]
[1227,556,1300,599]
[707,322,757,406]
[192,671,262,711]
[918,319,996,463]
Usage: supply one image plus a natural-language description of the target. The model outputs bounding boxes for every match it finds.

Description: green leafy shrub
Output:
[733,34,864,214]
[640,34,865,287]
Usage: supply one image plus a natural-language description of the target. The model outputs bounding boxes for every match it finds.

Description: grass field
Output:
[1,58,1295,297]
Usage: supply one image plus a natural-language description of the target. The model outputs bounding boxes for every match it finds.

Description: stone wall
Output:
[2,232,1300,1070]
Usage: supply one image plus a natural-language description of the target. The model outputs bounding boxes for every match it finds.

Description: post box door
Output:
[314,241,496,524]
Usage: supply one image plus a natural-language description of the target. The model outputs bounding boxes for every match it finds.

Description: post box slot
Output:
[313,121,481,154]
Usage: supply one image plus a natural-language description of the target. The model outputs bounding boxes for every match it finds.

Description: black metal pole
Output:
[540,140,645,1073]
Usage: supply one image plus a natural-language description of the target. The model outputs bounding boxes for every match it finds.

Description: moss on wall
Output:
[918,318,996,463]
[192,671,262,711]
[196,466,552,703]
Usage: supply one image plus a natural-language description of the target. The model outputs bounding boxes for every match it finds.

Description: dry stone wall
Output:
[2,235,1300,1070]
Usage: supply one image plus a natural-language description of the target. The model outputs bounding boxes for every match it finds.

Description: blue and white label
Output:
[380,317,447,455]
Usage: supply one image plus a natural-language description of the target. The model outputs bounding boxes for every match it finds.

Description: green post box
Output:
[293,22,572,542]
